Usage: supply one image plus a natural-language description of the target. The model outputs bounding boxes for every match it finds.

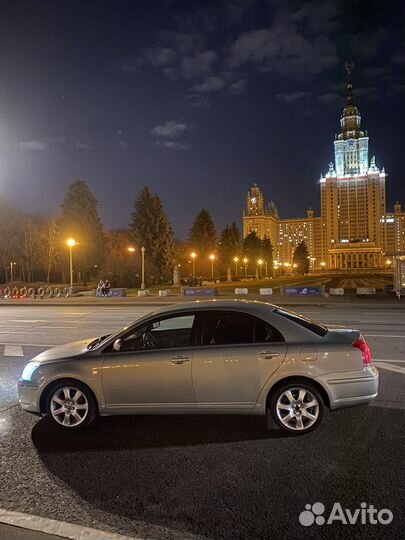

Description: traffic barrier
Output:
[159,290,171,297]
[282,286,325,296]
[38,287,45,298]
[54,287,62,298]
[181,287,218,297]
[235,288,249,295]
[260,288,273,295]
[63,287,69,297]
[45,286,53,298]
[138,289,150,297]
[27,287,35,298]
[329,288,344,295]
[357,287,376,295]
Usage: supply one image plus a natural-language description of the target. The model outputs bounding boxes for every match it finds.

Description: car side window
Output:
[200,312,254,345]
[254,318,284,343]
[111,314,196,352]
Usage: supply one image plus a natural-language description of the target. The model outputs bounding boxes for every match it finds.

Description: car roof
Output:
[148,299,278,317]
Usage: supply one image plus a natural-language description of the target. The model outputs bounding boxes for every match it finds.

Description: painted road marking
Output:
[3,345,24,357]
[364,334,405,338]
[0,509,141,540]
[374,361,405,375]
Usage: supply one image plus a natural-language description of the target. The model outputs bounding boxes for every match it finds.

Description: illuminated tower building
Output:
[320,63,387,269]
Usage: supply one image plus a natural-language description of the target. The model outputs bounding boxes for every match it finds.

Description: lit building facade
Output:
[242,66,404,271]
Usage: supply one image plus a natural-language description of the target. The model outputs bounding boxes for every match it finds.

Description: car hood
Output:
[33,337,97,364]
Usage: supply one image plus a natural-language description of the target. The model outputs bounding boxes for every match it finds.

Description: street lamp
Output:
[128,247,136,287]
[233,256,239,277]
[190,252,197,278]
[320,261,326,271]
[258,259,263,279]
[10,261,17,283]
[209,254,216,279]
[141,246,146,289]
[243,257,248,278]
[66,238,76,288]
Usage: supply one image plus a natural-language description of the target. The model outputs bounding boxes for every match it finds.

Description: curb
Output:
[0,509,141,540]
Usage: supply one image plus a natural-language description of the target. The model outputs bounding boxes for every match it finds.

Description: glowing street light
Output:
[243,257,248,278]
[209,254,216,279]
[127,246,135,255]
[141,246,146,289]
[233,256,239,277]
[66,238,76,288]
[190,252,197,277]
[320,261,326,271]
[9,261,17,283]
[258,258,263,279]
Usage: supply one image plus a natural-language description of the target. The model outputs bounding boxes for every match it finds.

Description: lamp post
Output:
[209,254,216,279]
[265,260,268,278]
[233,256,239,277]
[190,252,197,278]
[320,261,326,272]
[128,247,135,286]
[258,259,263,279]
[141,246,146,289]
[66,238,76,288]
[243,257,248,278]
[10,261,17,283]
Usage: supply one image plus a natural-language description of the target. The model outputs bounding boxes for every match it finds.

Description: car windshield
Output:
[274,308,328,337]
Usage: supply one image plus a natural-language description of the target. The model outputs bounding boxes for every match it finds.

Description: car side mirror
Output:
[113,338,122,352]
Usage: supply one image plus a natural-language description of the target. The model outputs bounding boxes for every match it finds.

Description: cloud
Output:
[227,25,337,78]
[386,83,405,98]
[75,142,90,150]
[145,47,177,67]
[184,94,211,109]
[390,54,405,65]
[229,78,248,95]
[317,92,341,104]
[16,140,48,151]
[180,50,217,80]
[191,76,226,92]
[150,120,188,138]
[155,140,191,151]
[276,90,311,102]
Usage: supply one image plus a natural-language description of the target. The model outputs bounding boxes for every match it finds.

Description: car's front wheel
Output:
[269,381,324,434]
[45,380,97,429]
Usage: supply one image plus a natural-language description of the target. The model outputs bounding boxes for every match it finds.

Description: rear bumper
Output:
[17,381,41,414]
[316,366,379,410]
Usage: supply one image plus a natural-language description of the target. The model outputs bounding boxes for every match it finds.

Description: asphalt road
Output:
[0,303,404,540]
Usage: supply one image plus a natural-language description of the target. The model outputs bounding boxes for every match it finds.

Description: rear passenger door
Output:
[192,311,286,409]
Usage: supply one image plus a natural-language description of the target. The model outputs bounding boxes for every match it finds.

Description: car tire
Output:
[45,380,97,429]
[268,380,324,435]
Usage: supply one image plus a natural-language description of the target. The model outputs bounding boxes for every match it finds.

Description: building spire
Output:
[345,61,355,105]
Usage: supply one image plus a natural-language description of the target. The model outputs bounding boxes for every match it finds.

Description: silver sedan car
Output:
[18,300,378,434]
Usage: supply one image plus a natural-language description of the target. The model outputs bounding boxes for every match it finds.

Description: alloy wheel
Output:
[276,387,319,431]
[50,386,89,427]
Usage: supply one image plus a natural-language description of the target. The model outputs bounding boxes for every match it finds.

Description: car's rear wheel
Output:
[269,381,324,434]
[46,380,97,429]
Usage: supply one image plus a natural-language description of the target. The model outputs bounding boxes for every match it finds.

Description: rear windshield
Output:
[274,308,328,337]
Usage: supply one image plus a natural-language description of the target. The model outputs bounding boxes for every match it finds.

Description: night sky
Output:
[1,0,404,238]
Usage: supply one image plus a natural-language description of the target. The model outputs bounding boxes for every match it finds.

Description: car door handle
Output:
[258,351,280,359]
[171,355,190,364]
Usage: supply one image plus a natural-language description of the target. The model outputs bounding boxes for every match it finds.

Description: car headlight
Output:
[21,361,40,382]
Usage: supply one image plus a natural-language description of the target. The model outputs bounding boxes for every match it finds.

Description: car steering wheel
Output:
[143,331,156,348]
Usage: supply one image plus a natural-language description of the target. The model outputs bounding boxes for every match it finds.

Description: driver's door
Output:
[101,313,197,411]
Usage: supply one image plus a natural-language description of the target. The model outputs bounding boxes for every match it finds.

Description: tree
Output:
[130,187,174,281]
[261,236,273,268]
[293,241,310,274]
[219,222,241,264]
[58,180,105,285]
[243,231,262,263]
[188,209,217,254]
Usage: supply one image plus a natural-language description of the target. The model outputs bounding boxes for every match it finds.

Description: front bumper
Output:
[17,381,41,414]
[316,365,379,410]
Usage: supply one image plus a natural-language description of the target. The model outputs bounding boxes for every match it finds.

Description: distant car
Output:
[18,300,378,434]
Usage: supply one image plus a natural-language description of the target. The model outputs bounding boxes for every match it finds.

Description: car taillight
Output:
[352,338,372,366]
